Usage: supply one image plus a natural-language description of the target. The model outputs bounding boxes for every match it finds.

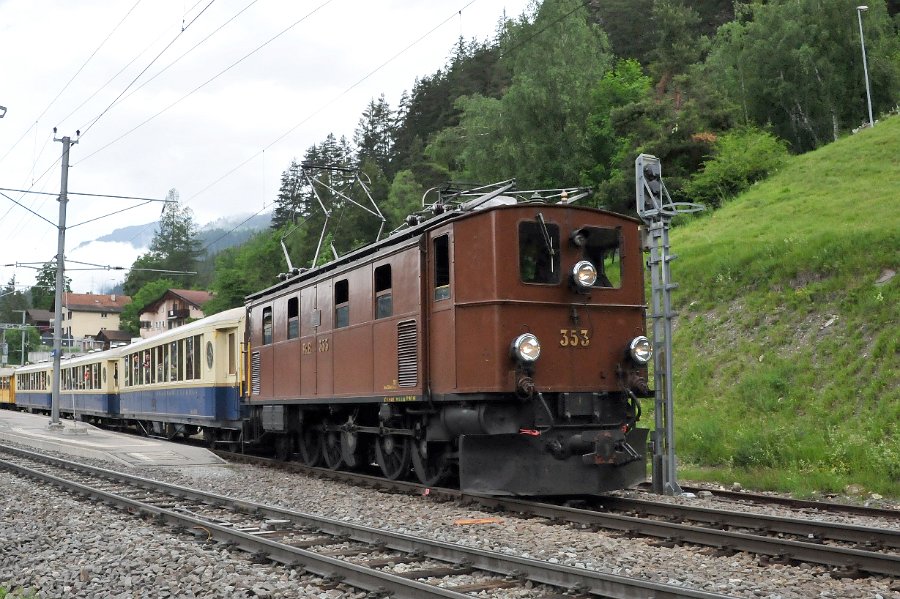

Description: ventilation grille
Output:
[250,351,261,396]
[397,320,418,388]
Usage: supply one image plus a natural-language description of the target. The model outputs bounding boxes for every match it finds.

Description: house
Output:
[138,289,214,339]
[25,309,54,345]
[95,329,133,350]
[53,293,132,350]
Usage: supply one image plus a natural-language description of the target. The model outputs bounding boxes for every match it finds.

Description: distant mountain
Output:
[73,212,272,254]
[198,212,273,255]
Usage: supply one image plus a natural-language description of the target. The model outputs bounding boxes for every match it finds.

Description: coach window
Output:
[335,279,349,328]
[186,337,195,380]
[576,226,622,288]
[228,332,236,375]
[434,235,450,300]
[262,307,273,344]
[170,341,181,381]
[287,297,299,339]
[519,220,561,284]
[375,264,392,318]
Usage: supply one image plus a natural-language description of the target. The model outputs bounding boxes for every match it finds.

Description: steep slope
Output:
[667,116,899,496]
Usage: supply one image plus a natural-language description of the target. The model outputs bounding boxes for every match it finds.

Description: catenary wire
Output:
[0,0,144,168]
[76,0,336,164]
[78,0,219,139]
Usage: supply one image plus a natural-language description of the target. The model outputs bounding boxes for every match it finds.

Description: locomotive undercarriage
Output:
[247,390,647,495]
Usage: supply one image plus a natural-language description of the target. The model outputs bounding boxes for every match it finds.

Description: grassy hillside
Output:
[664,115,899,497]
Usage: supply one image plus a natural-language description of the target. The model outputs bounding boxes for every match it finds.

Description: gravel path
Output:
[1,442,898,599]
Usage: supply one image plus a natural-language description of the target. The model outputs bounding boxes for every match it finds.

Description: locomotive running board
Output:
[459,428,648,496]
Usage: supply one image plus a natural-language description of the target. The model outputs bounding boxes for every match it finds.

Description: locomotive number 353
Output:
[559,329,590,347]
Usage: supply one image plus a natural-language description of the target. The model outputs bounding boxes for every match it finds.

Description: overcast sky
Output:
[0,0,534,294]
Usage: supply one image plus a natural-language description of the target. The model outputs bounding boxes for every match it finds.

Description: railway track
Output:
[635,482,900,520]
[0,443,736,599]
[216,450,900,578]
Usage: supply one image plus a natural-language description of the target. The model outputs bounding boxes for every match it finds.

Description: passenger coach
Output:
[117,307,246,443]
[0,367,15,409]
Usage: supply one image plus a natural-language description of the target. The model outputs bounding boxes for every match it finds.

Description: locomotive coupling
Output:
[547,430,642,466]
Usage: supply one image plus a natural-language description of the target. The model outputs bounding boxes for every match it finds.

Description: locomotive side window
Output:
[335,279,349,328]
[287,297,299,339]
[576,226,622,288]
[262,307,273,344]
[434,235,450,300]
[519,221,561,284]
[374,264,392,318]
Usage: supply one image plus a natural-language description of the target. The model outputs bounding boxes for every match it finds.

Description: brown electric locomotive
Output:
[245,183,653,495]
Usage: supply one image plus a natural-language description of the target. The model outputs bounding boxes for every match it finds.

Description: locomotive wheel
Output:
[375,434,412,481]
[411,439,452,487]
[340,429,366,470]
[322,430,345,470]
[298,424,323,466]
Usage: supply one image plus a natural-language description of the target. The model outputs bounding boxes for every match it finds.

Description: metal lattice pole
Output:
[635,154,703,495]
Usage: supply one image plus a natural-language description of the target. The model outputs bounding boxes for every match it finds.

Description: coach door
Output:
[299,285,317,398]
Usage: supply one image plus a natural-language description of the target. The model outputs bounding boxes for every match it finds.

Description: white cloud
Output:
[0,0,533,292]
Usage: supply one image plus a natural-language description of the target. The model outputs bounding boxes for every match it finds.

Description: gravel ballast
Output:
[1,442,898,599]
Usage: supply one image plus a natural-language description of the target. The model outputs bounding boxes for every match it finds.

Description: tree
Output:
[354,95,395,176]
[124,189,203,295]
[428,0,615,187]
[205,232,283,314]
[30,261,71,311]
[704,0,899,151]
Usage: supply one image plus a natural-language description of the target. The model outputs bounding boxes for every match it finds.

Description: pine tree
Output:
[124,189,203,295]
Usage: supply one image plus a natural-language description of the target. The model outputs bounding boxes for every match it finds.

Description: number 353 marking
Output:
[559,329,590,347]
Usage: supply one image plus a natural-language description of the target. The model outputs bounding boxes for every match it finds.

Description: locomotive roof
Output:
[246,200,637,304]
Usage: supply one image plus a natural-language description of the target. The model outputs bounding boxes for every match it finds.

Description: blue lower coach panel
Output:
[15,391,51,411]
[58,393,120,418]
[119,385,242,428]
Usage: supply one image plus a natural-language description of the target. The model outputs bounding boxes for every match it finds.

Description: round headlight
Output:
[629,336,652,364]
[511,333,541,363]
[572,260,598,289]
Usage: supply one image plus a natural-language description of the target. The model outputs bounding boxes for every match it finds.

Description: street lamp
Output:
[856,5,875,128]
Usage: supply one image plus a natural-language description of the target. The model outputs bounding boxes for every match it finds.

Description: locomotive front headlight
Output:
[511,333,541,363]
[572,260,598,290]
[629,336,652,364]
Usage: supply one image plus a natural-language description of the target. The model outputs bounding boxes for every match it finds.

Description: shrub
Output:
[684,127,789,208]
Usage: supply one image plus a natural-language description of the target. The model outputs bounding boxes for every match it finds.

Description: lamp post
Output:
[856,5,874,128]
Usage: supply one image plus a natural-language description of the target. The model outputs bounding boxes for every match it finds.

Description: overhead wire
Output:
[0,0,144,168]
[106,0,264,115]
[185,0,483,206]
[78,0,219,139]
[76,0,336,164]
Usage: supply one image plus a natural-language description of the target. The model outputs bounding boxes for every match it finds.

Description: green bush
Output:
[684,127,789,208]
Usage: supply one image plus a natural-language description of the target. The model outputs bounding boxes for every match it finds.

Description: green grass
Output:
[659,116,900,497]
[0,588,38,599]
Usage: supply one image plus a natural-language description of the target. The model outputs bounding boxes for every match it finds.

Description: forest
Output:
[3,0,898,333]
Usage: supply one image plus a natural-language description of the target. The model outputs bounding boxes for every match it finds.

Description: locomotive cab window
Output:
[287,297,299,339]
[374,264,392,318]
[262,307,273,344]
[519,220,561,284]
[434,235,450,301]
[575,226,622,288]
[335,279,349,328]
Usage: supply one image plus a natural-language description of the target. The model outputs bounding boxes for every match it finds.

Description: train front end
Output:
[438,202,652,495]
